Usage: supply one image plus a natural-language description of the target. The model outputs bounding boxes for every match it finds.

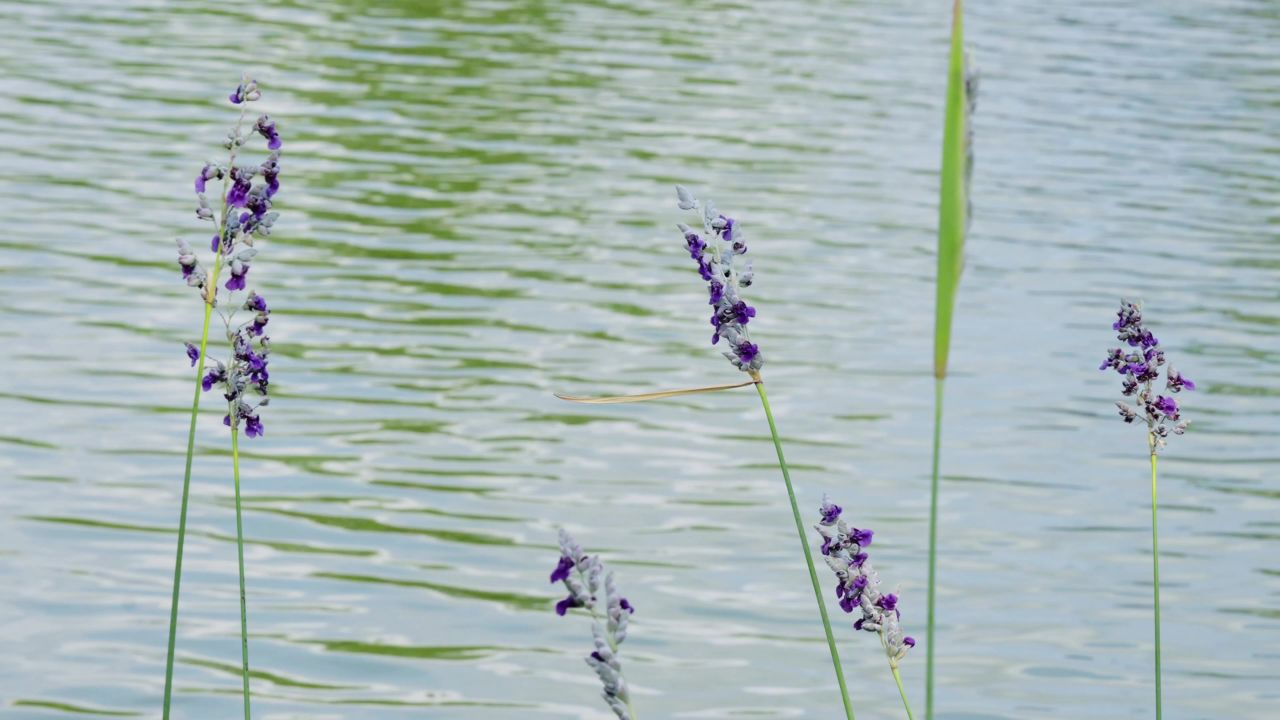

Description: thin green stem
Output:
[892,665,915,720]
[753,377,855,720]
[231,423,252,720]
[162,301,215,718]
[925,377,943,720]
[1149,448,1162,720]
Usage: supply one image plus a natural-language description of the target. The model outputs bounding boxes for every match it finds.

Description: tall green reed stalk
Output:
[164,75,281,720]
[927,2,974,718]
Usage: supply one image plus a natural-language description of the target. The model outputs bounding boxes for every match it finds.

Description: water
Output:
[0,1,1277,717]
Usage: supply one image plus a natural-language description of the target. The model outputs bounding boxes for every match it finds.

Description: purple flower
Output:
[852,551,868,567]
[554,595,579,616]
[1167,367,1195,393]
[904,636,916,648]
[226,268,248,291]
[731,301,756,325]
[620,598,634,614]
[550,555,574,583]
[708,280,724,305]
[246,186,272,219]
[260,152,281,198]
[820,499,843,524]
[185,342,200,367]
[717,215,735,243]
[736,341,759,364]
[226,166,254,208]
[851,528,873,547]
[1153,395,1179,420]
[255,115,282,151]
[685,230,706,259]
[244,414,264,438]
[202,365,225,392]
[877,593,898,612]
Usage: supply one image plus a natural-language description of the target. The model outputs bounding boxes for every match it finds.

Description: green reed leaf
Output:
[934,0,972,380]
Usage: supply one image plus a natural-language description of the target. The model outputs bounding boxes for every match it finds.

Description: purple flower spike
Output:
[674,186,763,372]
[182,79,279,447]
[814,496,916,664]
[549,529,635,715]
[1101,300,1191,451]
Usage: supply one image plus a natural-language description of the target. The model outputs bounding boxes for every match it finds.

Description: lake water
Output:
[0,1,1277,718]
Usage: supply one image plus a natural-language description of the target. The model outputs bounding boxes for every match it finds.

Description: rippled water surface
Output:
[1,1,1278,718]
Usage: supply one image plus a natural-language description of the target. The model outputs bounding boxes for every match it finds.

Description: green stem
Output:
[892,664,915,720]
[753,377,855,720]
[231,423,252,719]
[925,377,943,720]
[1149,448,1162,720]
[163,98,247,718]
[162,301,215,718]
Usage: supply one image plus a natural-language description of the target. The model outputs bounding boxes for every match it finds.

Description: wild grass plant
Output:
[925,2,976,716]
[556,186,856,718]
[164,75,282,720]
[1100,300,1194,719]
